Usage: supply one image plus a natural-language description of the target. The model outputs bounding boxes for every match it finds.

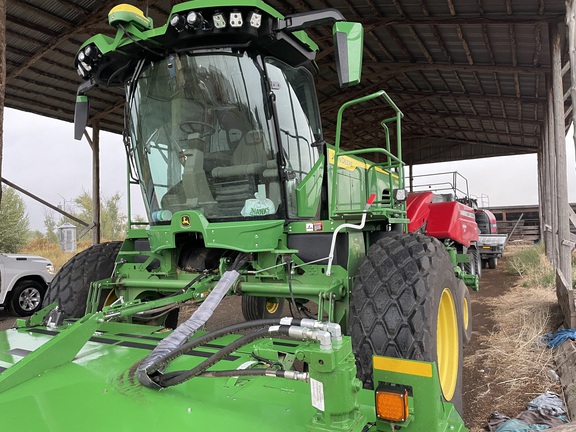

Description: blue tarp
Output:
[544,329,576,348]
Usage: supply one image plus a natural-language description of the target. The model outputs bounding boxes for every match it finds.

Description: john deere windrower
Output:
[0,3,471,431]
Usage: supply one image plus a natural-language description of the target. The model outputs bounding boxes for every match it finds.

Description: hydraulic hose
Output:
[199,369,307,381]
[152,323,326,388]
[140,318,283,382]
[138,253,249,387]
[156,327,272,387]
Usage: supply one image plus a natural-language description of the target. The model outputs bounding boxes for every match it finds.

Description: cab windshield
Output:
[127,51,321,223]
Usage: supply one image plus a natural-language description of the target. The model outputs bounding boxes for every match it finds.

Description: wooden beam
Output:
[319,87,546,113]
[551,19,574,326]
[0,0,5,207]
[7,0,120,80]
[546,81,558,264]
[358,61,550,75]
[87,121,101,245]
[406,110,544,127]
[361,15,564,28]
[568,0,576,211]
[551,22,571,278]
[0,177,89,227]
[401,132,537,151]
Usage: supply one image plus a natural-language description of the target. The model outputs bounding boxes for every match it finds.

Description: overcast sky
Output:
[3,107,576,233]
[3,108,143,233]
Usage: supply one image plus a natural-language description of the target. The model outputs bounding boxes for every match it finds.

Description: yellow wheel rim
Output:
[266,298,280,314]
[436,288,459,401]
[462,296,469,332]
[103,290,118,307]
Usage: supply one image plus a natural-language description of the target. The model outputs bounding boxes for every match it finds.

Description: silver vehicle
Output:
[0,254,55,316]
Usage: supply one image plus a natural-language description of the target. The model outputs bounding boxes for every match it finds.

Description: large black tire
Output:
[488,257,498,269]
[463,247,481,278]
[43,242,122,318]
[7,280,46,316]
[350,233,463,414]
[472,248,482,278]
[456,280,473,346]
[241,296,285,321]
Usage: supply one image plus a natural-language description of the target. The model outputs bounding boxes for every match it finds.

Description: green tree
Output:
[0,186,30,252]
[43,210,59,243]
[44,190,127,241]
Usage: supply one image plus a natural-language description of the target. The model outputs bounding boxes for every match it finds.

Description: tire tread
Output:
[43,242,122,317]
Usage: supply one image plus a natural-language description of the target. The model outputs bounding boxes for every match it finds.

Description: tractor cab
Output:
[129,50,321,222]
[74,3,364,225]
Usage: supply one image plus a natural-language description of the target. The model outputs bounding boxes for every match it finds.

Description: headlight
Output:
[229,11,243,27]
[393,188,407,202]
[186,11,202,29]
[46,264,55,275]
[213,12,226,28]
[248,11,262,28]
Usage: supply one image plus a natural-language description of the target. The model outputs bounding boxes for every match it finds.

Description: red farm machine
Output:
[407,171,482,284]
[0,3,476,431]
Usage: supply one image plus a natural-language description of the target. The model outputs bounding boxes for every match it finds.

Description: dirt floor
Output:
[463,257,565,431]
[0,258,566,431]
[463,263,520,430]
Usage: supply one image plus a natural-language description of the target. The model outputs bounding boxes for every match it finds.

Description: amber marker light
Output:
[375,386,409,423]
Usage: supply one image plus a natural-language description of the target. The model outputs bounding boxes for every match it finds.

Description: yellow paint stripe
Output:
[327,148,399,179]
[373,356,433,378]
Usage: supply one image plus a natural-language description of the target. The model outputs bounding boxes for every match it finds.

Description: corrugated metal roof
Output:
[5,0,570,165]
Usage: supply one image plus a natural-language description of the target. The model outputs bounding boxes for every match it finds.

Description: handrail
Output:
[330,90,405,217]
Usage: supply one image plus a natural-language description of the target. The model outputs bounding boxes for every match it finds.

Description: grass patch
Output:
[505,244,555,288]
[19,238,92,271]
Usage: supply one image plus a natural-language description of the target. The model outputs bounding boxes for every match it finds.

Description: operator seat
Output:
[211,130,277,216]
[212,130,268,177]
[181,136,217,210]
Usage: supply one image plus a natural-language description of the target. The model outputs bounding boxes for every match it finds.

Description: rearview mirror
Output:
[74,95,89,140]
[333,22,363,88]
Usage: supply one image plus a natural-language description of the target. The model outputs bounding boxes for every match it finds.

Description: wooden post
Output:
[538,137,551,255]
[0,0,6,207]
[547,83,559,265]
[568,0,576,169]
[92,121,101,245]
[551,20,575,326]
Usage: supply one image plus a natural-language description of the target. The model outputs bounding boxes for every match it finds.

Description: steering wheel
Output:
[179,121,216,139]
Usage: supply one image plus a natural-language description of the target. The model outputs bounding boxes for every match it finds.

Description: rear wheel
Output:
[7,280,46,316]
[350,234,463,413]
[472,248,482,278]
[488,257,498,269]
[456,280,473,346]
[241,296,285,321]
[463,247,481,278]
[43,242,122,317]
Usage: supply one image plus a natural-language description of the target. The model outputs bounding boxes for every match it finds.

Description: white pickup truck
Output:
[0,253,55,316]
[475,209,507,269]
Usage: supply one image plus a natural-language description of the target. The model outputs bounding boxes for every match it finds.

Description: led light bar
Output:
[229,11,243,27]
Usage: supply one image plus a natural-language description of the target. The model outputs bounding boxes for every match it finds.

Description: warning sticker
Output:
[310,378,325,411]
[305,222,324,232]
